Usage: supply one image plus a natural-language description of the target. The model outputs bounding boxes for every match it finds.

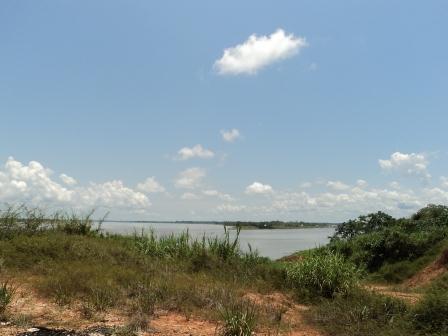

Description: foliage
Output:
[306,289,409,336]
[0,281,13,318]
[328,205,448,275]
[412,289,448,334]
[218,299,258,336]
[0,205,103,239]
[286,251,361,298]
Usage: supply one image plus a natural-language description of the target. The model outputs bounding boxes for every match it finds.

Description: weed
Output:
[0,281,14,317]
[218,299,258,336]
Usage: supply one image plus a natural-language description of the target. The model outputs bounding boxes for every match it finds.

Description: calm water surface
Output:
[102,222,335,260]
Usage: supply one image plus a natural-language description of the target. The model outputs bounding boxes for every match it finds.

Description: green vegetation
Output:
[0,205,287,333]
[1,204,448,335]
[218,299,258,336]
[286,251,361,299]
[0,281,13,319]
[299,204,448,336]
[223,221,333,230]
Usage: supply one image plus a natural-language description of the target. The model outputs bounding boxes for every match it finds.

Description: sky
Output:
[1,0,447,222]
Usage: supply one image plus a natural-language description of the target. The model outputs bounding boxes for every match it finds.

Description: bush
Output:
[219,299,258,336]
[0,281,13,318]
[286,251,361,298]
[412,290,448,334]
[307,289,409,336]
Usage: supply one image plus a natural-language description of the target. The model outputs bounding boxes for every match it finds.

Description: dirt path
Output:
[364,284,422,305]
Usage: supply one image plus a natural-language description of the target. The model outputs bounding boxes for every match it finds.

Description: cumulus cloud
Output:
[221,129,241,143]
[440,176,448,188]
[216,204,247,213]
[245,182,273,194]
[0,157,150,212]
[327,181,350,191]
[176,145,214,160]
[137,177,165,193]
[202,189,234,201]
[60,174,77,186]
[379,152,431,179]
[181,192,200,200]
[174,167,206,189]
[356,179,368,188]
[214,29,307,75]
[80,180,150,209]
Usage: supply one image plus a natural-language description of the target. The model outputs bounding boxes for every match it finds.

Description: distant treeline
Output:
[222,221,336,229]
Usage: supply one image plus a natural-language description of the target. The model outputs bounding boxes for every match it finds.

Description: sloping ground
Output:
[405,248,448,288]
[365,248,448,305]
[0,280,321,336]
[364,284,422,305]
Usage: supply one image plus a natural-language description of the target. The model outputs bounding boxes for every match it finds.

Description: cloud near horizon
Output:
[214,29,307,75]
[379,152,431,180]
[176,145,215,160]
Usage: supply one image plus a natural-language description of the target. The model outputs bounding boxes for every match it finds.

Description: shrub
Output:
[286,251,361,298]
[412,290,448,334]
[307,290,409,336]
[0,281,13,317]
[219,299,258,336]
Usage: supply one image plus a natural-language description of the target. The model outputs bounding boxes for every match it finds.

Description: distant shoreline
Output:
[100,219,339,230]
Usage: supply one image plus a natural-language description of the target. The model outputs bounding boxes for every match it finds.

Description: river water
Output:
[101,222,335,260]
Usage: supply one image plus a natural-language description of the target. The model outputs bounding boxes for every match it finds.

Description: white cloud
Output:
[221,129,241,143]
[245,182,273,194]
[176,144,214,160]
[379,152,431,179]
[60,173,77,186]
[214,29,307,75]
[216,204,247,213]
[0,157,150,212]
[440,176,448,189]
[137,177,165,193]
[389,181,400,189]
[356,179,368,188]
[327,180,350,191]
[181,192,200,200]
[202,189,234,201]
[80,180,150,209]
[174,167,206,189]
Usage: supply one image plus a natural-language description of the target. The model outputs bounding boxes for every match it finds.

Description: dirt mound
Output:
[406,250,448,288]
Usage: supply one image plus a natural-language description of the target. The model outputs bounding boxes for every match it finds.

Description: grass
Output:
[0,281,14,319]
[305,289,410,336]
[218,299,258,336]
[0,205,285,332]
[286,251,361,299]
[2,204,448,335]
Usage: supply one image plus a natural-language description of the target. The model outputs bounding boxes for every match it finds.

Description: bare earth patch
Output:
[1,280,322,336]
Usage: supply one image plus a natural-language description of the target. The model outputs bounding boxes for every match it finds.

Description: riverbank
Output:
[1,205,447,336]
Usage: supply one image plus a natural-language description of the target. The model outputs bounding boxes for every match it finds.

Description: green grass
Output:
[286,251,361,299]
[218,299,258,336]
[305,289,410,336]
[0,281,14,319]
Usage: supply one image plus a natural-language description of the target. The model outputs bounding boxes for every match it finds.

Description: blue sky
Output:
[1,0,447,221]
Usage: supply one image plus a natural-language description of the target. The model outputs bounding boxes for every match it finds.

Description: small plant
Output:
[0,281,14,318]
[412,289,448,333]
[219,299,258,336]
[286,251,361,298]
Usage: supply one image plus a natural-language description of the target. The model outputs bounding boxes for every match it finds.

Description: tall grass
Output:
[218,299,258,336]
[286,251,361,298]
[0,281,14,318]
[133,226,260,264]
[0,205,103,239]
